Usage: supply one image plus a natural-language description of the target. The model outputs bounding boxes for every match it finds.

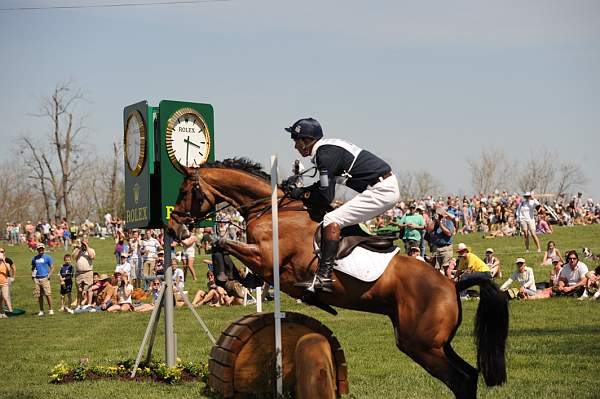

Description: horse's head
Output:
[167,167,216,241]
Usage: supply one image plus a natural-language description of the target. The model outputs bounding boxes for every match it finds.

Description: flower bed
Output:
[50,358,209,385]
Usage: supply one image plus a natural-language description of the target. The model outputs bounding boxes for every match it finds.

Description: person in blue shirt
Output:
[58,254,74,313]
[31,243,55,316]
[427,207,455,275]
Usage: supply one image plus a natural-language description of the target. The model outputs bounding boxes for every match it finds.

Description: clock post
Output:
[124,100,215,371]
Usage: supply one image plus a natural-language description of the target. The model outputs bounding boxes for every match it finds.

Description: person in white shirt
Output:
[556,250,588,297]
[115,253,131,281]
[107,272,133,312]
[141,230,161,290]
[516,192,541,253]
[500,258,537,298]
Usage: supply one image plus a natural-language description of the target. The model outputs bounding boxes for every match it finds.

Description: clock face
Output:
[124,111,146,176]
[166,108,211,171]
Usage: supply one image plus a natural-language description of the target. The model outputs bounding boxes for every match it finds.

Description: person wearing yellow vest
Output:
[454,243,492,300]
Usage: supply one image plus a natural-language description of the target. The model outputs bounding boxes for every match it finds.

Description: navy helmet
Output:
[284,118,323,140]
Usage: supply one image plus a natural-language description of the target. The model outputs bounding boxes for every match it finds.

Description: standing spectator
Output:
[396,203,425,254]
[31,243,54,316]
[555,250,589,297]
[141,230,161,290]
[416,204,429,255]
[58,254,75,313]
[73,239,96,308]
[500,258,537,298]
[427,207,455,274]
[0,248,16,306]
[181,230,199,281]
[115,252,132,281]
[104,212,113,237]
[129,230,142,288]
[0,250,13,318]
[484,248,501,278]
[516,191,541,253]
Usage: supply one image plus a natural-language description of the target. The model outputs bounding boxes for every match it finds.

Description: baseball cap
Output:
[551,255,561,263]
[36,243,45,249]
[157,249,165,255]
[524,191,532,197]
[515,258,526,264]
[457,243,468,252]
[435,207,446,216]
[99,273,110,281]
[120,252,129,258]
[416,204,425,211]
[485,248,494,254]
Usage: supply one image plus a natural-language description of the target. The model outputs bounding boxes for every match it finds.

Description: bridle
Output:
[170,166,316,229]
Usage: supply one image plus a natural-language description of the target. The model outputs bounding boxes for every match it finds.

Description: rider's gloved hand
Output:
[289,186,307,200]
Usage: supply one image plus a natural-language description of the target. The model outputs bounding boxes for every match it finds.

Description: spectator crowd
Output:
[1,190,599,318]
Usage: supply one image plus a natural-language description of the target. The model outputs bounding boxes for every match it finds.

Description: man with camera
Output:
[73,238,96,309]
[427,206,455,275]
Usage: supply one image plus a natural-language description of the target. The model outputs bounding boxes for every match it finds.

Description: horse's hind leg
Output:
[393,324,478,399]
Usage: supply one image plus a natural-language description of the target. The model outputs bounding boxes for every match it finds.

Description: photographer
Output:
[72,238,96,309]
[426,206,455,275]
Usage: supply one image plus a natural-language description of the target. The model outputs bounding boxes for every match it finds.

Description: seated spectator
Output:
[555,250,589,297]
[549,256,563,288]
[407,246,425,261]
[500,258,537,299]
[450,243,491,299]
[134,278,162,312]
[170,259,187,307]
[536,215,552,235]
[108,272,133,312]
[484,248,501,278]
[542,241,562,266]
[582,266,600,301]
[192,270,231,307]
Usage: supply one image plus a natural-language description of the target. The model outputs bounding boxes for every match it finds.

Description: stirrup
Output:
[294,274,334,293]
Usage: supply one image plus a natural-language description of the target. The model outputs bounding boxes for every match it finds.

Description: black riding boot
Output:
[295,238,339,293]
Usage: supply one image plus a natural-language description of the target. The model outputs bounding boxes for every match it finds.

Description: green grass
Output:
[1,225,599,398]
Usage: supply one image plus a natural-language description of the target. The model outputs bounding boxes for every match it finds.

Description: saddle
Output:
[314,224,397,260]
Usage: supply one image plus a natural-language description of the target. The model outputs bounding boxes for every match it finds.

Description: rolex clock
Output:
[165,107,211,171]
[124,110,146,176]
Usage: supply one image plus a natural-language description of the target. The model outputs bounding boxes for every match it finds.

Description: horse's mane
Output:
[202,157,271,181]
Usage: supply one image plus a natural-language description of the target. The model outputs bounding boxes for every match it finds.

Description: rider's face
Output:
[293,138,312,157]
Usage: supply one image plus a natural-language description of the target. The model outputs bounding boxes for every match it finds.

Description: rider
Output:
[283,117,400,293]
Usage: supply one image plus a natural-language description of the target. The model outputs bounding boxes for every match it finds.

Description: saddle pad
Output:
[334,246,400,282]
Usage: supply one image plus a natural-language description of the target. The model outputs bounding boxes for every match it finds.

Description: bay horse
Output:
[167,158,508,399]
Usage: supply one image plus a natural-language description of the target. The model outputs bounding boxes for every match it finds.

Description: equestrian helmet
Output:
[285,118,323,140]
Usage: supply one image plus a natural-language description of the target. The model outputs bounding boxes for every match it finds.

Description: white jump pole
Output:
[270,155,283,397]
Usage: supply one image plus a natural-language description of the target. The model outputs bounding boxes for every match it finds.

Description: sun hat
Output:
[515,258,526,264]
[99,273,110,281]
[485,248,494,254]
[157,249,165,255]
[416,204,425,211]
[457,243,468,252]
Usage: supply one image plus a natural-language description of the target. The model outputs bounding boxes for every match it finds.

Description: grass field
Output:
[1,225,599,398]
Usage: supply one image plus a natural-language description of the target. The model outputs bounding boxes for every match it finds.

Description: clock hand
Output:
[184,137,202,149]
[186,136,190,166]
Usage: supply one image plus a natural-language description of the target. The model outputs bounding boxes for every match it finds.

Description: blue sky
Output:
[1,0,598,197]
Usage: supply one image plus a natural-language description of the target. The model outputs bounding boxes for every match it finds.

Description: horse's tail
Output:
[456,276,509,386]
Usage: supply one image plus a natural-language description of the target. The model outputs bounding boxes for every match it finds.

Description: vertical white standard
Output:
[270,155,283,397]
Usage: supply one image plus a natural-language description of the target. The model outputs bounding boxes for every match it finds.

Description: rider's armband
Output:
[319,168,329,190]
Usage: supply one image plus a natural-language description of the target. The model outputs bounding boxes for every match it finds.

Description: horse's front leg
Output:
[217,239,264,271]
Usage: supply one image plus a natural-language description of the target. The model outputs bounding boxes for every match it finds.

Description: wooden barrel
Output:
[208,312,349,398]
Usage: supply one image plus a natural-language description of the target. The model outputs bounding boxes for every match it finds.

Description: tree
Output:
[20,138,53,221]
[467,148,512,194]
[554,162,588,197]
[517,149,556,195]
[33,81,87,220]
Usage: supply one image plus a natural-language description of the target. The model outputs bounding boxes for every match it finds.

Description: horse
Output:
[167,158,509,399]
